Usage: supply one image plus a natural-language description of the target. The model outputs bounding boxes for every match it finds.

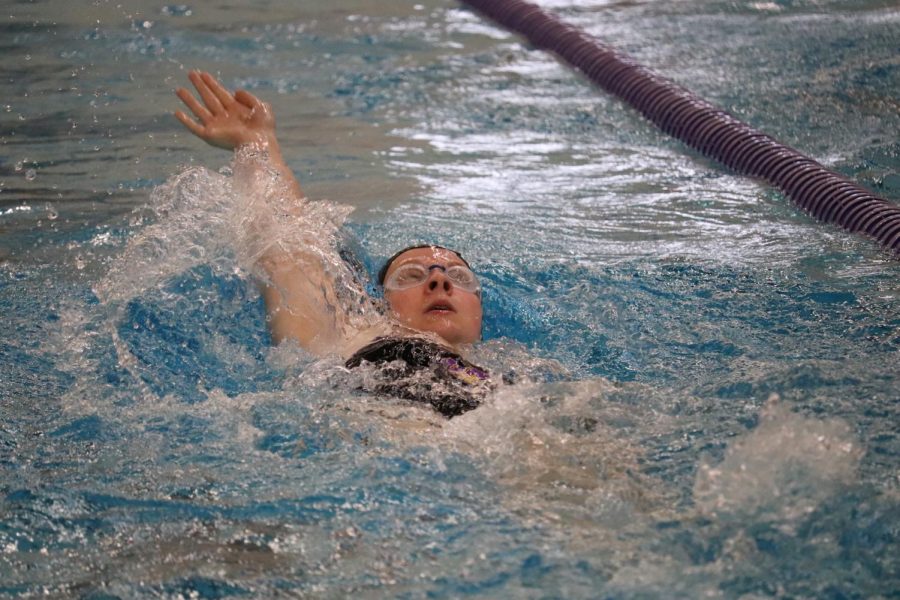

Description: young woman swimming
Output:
[174,71,489,416]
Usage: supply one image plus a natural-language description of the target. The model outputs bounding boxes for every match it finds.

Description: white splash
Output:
[693,395,862,523]
[92,148,363,315]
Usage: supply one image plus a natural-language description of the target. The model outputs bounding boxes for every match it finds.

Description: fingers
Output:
[200,71,236,109]
[175,87,212,122]
[175,70,269,148]
[174,110,205,137]
[188,70,225,115]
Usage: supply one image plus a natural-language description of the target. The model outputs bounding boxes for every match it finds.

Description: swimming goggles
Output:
[383,263,481,294]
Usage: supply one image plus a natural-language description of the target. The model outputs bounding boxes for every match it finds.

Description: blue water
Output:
[1,0,898,597]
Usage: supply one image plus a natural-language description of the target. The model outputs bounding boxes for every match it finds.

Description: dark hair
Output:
[377,244,471,285]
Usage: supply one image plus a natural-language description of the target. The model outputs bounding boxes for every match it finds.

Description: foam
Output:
[694,394,862,523]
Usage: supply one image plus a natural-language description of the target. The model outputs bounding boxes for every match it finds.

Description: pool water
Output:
[2,0,898,597]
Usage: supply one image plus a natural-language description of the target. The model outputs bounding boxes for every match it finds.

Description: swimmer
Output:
[175,71,488,417]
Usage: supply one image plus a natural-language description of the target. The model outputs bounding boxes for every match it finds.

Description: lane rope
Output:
[459,0,900,256]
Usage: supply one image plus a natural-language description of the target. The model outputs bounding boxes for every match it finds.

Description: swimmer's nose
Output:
[427,269,452,292]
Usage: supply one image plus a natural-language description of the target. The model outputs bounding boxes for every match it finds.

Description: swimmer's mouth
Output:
[426,301,455,314]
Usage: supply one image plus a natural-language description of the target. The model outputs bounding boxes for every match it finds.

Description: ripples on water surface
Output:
[1,0,898,597]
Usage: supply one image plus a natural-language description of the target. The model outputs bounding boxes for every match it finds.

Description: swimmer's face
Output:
[382,247,483,346]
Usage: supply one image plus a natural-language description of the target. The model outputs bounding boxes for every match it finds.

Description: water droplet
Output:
[14,161,23,172]
[25,169,36,181]
[46,203,58,220]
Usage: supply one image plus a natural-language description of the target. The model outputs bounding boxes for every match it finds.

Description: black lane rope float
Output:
[458,0,900,256]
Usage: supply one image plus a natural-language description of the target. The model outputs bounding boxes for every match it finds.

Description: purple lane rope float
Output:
[458,0,900,256]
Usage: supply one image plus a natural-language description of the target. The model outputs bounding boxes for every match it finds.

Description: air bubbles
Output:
[130,18,155,31]
[161,5,193,17]
[14,161,37,180]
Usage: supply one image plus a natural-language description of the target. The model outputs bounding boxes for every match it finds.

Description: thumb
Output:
[235,89,263,110]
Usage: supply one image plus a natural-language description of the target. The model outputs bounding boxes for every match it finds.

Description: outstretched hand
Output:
[175,71,277,151]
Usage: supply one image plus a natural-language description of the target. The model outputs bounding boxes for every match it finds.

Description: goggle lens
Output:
[384,263,480,293]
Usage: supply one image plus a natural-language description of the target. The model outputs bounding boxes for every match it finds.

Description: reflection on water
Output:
[1,0,898,597]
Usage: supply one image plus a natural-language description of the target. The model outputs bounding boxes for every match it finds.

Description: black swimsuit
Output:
[345,337,490,418]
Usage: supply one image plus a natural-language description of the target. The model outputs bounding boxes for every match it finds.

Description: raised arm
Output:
[175,71,353,354]
[175,70,302,198]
